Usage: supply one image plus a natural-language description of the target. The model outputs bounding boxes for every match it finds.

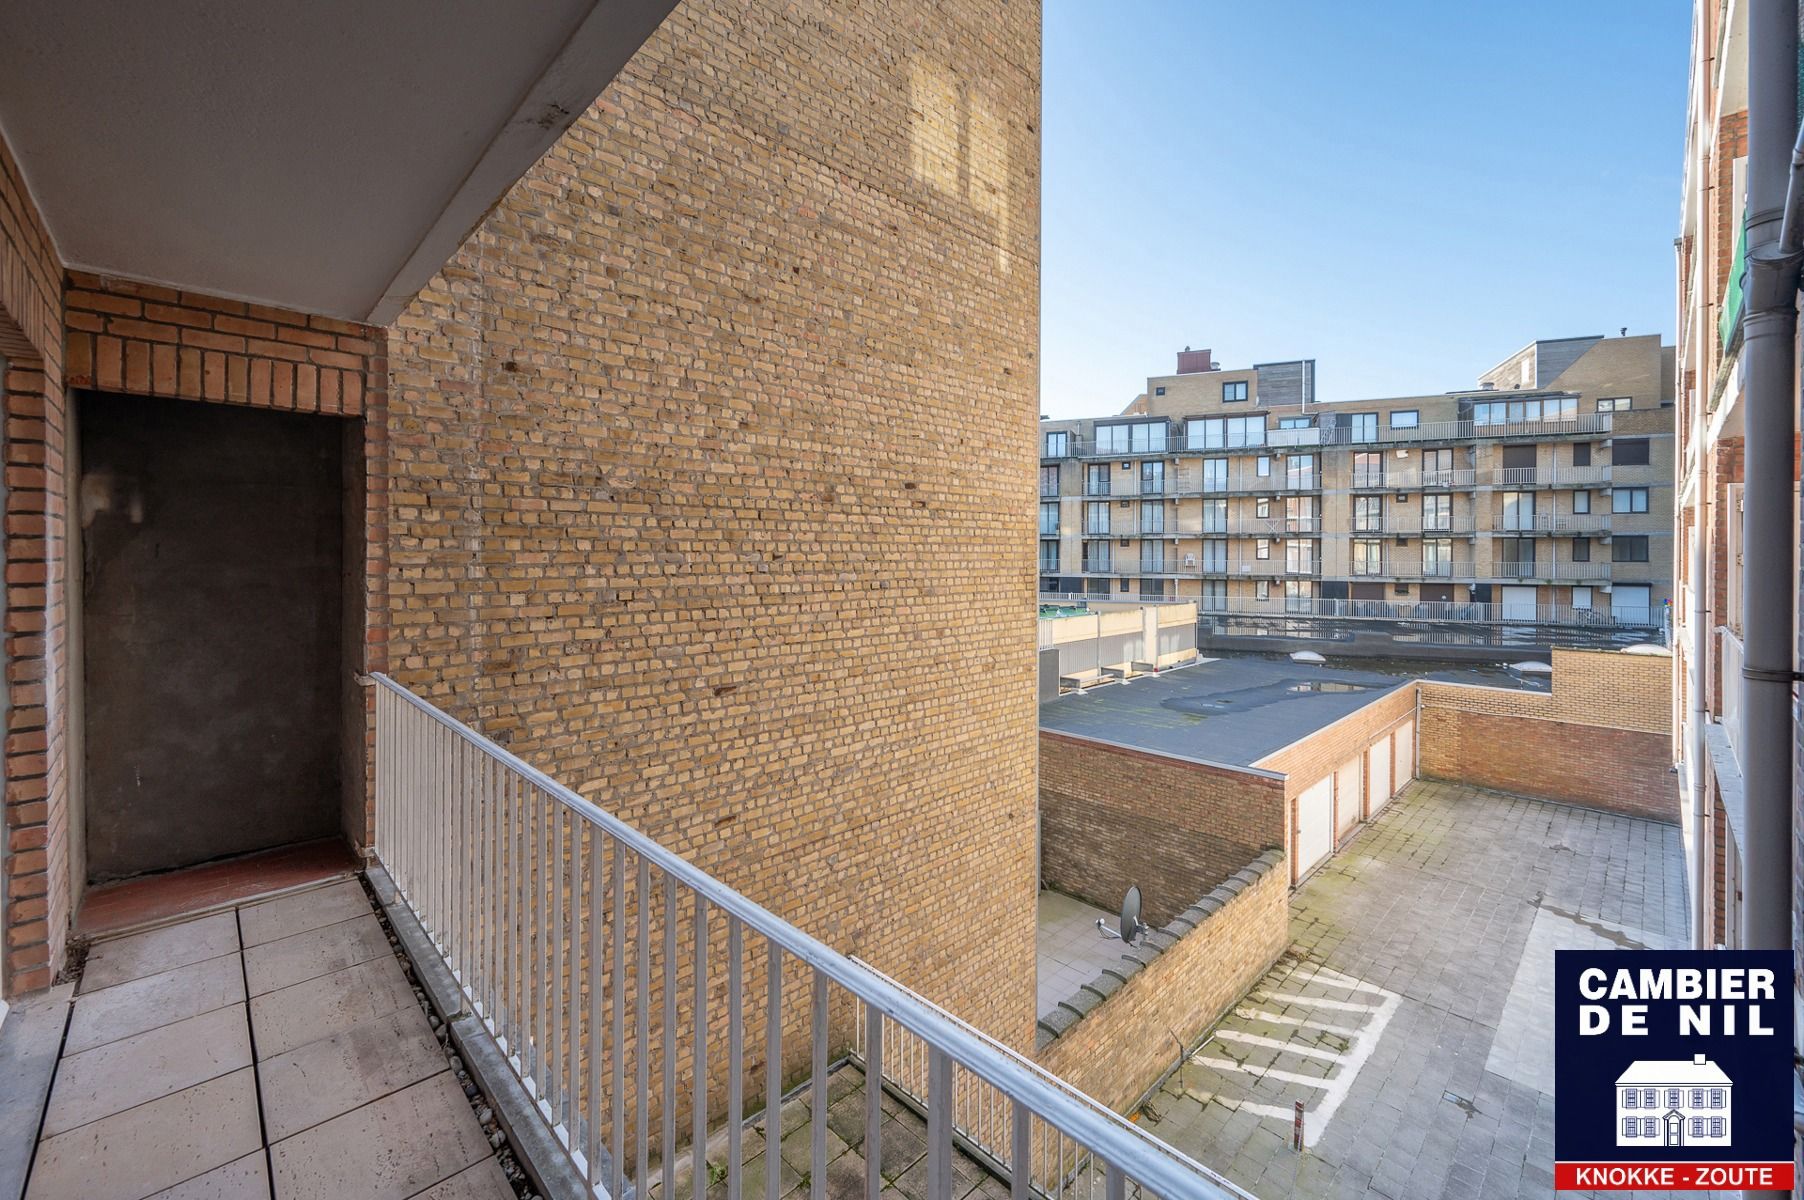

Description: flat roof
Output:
[1039,655,1547,767]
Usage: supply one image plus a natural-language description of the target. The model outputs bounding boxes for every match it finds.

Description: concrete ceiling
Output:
[0,0,676,324]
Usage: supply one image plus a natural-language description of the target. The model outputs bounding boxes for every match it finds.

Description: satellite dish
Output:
[1096,885,1145,946]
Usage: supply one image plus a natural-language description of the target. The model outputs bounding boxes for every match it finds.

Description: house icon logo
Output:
[1613,1054,1731,1148]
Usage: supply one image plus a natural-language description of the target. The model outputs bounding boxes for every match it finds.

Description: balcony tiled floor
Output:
[25,879,512,1200]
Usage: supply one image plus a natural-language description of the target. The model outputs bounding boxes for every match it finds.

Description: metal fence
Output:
[371,674,1244,1200]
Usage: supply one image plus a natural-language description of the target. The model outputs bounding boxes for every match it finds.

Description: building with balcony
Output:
[1039,335,1675,632]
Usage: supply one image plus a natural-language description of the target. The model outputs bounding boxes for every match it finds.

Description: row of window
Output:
[1622,1087,1726,1109]
[1041,536,1649,569]
[1621,1117,1725,1139]
[1042,498,1652,539]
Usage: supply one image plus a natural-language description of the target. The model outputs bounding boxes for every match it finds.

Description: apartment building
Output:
[1039,336,1675,630]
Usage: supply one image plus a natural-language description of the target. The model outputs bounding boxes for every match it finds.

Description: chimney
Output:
[1176,348,1215,375]
[1693,1053,1707,1066]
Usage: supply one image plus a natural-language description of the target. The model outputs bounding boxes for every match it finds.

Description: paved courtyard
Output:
[1137,780,1691,1200]
[1036,890,1121,1019]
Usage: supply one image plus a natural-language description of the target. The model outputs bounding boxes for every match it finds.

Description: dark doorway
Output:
[81,392,344,882]
[1419,583,1455,603]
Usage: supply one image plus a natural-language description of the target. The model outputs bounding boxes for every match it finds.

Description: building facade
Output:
[1039,336,1675,631]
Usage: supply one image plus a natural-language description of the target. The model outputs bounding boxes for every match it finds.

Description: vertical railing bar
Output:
[765,943,782,1200]
[662,875,677,1200]
[1011,1098,1031,1199]
[1106,1163,1125,1200]
[587,833,606,1187]
[692,893,709,1200]
[866,1006,884,1200]
[505,771,520,1060]
[549,805,565,1118]
[727,917,743,1200]
[451,737,463,985]
[928,1048,953,1200]
[610,839,626,1198]
[810,970,826,1200]
[566,813,582,1145]
[488,754,501,1029]
[635,856,651,1194]
[526,782,541,1090]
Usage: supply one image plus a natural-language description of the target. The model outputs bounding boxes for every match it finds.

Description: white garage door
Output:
[1295,777,1334,882]
[1395,718,1415,787]
[1501,585,1538,620]
[1334,757,1362,836]
[1368,734,1393,815]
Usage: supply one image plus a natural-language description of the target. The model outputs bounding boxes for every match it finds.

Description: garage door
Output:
[1334,758,1362,837]
[1501,585,1538,620]
[1295,777,1334,882]
[1395,718,1415,787]
[1368,734,1393,816]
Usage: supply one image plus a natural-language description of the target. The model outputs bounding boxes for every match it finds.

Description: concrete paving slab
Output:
[250,954,418,1060]
[258,1003,447,1142]
[239,879,374,947]
[411,1158,514,1200]
[243,912,392,996]
[0,984,73,1200]
[142,1152,268,1199]
[80,912,240,994]
[43,1004,252,1136]
[25,1067,262,1200]
[267,1072,493,1200]
[66,953,245,1055]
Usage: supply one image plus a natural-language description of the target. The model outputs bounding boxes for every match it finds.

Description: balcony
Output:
[1320,412,1610,448]
[1192,597,1658,628]
[1348,556,1462,580]
[1379,468,1478,490]
[1487,466,1613,488]
[1495,513,1614,536]
[1488,559,1614,581]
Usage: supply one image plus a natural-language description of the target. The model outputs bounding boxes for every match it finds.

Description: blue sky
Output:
[1040,1,1691,418]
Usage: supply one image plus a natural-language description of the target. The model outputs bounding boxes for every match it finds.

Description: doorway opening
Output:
[79,391,348,886]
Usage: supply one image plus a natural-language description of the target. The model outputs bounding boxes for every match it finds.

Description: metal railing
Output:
[372,675,1240,1200]
[1489,559,1613,581]
[1489,466,1613,488]
[1039,593,1658,628]
[1720,627,1745,766]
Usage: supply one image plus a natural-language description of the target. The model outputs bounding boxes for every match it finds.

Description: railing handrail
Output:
[370,674,1241,1200]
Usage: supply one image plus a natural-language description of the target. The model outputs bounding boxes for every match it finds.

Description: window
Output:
[1082,541,1110,573]
[1084,502,1109,535]
[1185,415,1265,449]
[1597,396,1631,412]
[1201,498,1227,533]
[1095,421,1168,455]
[1573,490,1590,514]
[1474,396,1578,425]
[1140,461,1165,495]
[1039,465,1060,497]
[1352,451,1383,488]
[1612,487,1649,513]
[1690,1089,1704,1108]
[1390,410,1420,429]
[1573,442,1592,466]
[1423,539,1454,577]
[1278,417,1311,429]
[1666,1089,1681,1109]
[1255,580,1270,601]
[1201,539,1228,572]
[1039,541,1058,571]
[1709,1089,1724,1109]
[1501,538,1536,574]
[1255,497,1271,518]
[1641,1089,1657,1108]
[1256,537,1271,560]
[1352,540,1383,575]
[1423,447,1454,485]
[1691,1117,1706,1138]
[1613,536,1650,562]
[1154,386,1166,396]
[1040,501,1059,535]
[1139,503,1165,534]
[1200,579,1226,611]
[1085,464,1110,496]
[1422,494,1452,531]
[1623,1089,1638,1110]
[1119,579,1131,593]
[1711,1117,1725,1138]
[1286,496,1317,532]
[1572,586,1592,609]
[1202,458,1229,493]
[1222,380,1248,402]
[1286,454,1316,489]
[1256,455,1272,477]
[1614,438,1650,466]
[1573,538,1590,562]
[1043,430,1068,457]
[1501,491,1536,531]
[1140,542,1165,573]
[1285,540,1316,574]
[1622,1118,1637,1139]
[1353,495,1384,533]
[1642,1118,1657,1139]
[1349,413,1379,443]
[1284,579,1314,611]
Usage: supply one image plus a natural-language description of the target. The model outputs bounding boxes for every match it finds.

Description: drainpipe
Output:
[1738,0,1801,958]
[1690,462,1710,949]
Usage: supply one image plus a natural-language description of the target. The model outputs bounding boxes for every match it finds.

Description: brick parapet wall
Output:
[0,130,67,994]
[1034,851,1288,1113]
[1253,685,1417,799]
[1038,731,1284,925]
[1418,648,1679,821]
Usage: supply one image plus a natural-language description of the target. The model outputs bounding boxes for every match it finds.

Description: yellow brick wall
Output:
[1418,648,1671,735]
[383,0,1042,1100]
